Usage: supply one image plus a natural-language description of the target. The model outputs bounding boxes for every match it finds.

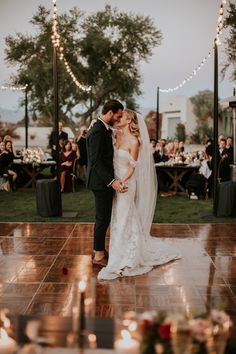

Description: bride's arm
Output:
[121,141,139,184]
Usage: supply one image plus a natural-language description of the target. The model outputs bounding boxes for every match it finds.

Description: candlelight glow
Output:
[121,329,131,340]
[128,321,137,332]
[0,328,9,342]
[79,280,86,292]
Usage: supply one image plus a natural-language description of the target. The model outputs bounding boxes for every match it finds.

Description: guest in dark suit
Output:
[86,99,126,267]
[49,122,68,175]
[226,136,233,164]
[219,138,231,182]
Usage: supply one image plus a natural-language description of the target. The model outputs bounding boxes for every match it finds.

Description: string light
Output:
[51,0,91,92]
[1,84,28,91]
[160,0,227,93]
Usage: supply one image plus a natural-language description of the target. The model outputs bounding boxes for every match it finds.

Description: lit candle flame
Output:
[121,329,131,340]
[0,327,9,342]
[79,280,86,292]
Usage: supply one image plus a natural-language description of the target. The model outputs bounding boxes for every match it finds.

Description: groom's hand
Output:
[111,180,128,193]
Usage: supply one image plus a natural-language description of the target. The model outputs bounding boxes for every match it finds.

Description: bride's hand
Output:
[112,179,128,193]
[121,180,128,191]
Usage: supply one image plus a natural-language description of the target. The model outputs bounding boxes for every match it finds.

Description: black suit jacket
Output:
[86,120,114,190]
[49,130,68,148]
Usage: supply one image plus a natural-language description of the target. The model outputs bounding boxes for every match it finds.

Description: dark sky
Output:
[0,0,234,111]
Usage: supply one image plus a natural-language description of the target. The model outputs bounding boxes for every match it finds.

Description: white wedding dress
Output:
[98,116,181,281]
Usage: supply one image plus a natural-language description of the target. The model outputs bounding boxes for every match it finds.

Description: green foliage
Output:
[223,2,236,82]
[190,90,216,143]
[190,90,214,122]
[175,123,186,142]
[4,5,161,125]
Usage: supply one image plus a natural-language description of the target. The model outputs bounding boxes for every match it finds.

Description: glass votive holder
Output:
[114,313,140,354]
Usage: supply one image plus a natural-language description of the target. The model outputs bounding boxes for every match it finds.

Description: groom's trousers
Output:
[93,189,114,251]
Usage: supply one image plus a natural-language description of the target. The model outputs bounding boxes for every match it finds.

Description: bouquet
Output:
[22,147,45,166]
[136,310,233,354]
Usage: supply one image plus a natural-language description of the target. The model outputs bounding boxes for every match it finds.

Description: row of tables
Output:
[11,160,199,193]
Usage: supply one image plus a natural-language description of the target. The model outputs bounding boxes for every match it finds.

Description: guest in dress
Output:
[0,140,17,191]
[59,140,77,192]
[77,126,88,183]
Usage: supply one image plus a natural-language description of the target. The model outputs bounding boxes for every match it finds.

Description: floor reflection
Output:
[0,223,235,321]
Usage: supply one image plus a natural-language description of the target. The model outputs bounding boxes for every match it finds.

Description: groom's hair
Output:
[102,99,124,115]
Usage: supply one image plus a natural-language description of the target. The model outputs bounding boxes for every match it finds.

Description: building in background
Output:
[160,95,198,140]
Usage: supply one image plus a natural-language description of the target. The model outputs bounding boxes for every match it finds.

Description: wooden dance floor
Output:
[0,223,236,323]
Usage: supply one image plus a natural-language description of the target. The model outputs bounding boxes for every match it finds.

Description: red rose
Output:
[159,323,171,339]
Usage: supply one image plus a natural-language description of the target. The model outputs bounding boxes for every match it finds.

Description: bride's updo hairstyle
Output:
[125,109,142,145]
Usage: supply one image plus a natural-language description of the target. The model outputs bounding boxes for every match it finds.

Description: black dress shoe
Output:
[92,256,108,267]
[92,250,109,260]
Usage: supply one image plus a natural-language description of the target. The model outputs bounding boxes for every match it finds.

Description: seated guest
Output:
[3,135,13,143]
[154,139,169,163]
[178,141,185,153]
[150,139,157,155]
[60,140,77,192]
[0,140,18,191]
[166,141,175,158]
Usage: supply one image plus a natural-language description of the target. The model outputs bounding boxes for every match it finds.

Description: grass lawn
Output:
[0,186,235,223]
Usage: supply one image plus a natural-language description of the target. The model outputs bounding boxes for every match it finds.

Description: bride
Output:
[98,109,181,280]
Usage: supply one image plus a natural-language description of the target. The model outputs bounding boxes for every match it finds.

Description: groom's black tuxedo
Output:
[86,119,114,190]
[86,119,114,251]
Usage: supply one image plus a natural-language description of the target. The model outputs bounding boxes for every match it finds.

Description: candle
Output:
[0,328,17,354]
[114,330,139,354]
[78,280,86,348]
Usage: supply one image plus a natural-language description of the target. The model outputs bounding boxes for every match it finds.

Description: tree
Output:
[4,5,161,125]
[190,90,215,143]
[175,123,186,142]
[223,2,236,82]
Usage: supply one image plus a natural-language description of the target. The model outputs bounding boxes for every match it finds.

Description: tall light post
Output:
[25,84,29,148]
[53,45,60,177]
[52,42,62,217]
[213,41,219,216]
[156,86,160,141]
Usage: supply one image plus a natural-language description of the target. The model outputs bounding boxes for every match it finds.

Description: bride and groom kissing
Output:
[86,99,180,280]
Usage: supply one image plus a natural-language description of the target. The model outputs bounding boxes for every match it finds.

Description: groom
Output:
[86,99,127,267]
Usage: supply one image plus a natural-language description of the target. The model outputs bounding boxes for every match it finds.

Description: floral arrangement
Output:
[137,310,234,354]
[22,147,45,166]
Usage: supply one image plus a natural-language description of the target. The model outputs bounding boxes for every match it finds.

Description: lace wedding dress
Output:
[98,118,181,280]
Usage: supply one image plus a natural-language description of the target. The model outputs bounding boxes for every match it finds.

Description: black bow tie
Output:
[108,128,112,136]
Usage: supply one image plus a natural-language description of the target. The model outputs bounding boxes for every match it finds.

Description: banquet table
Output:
[43,349,114,353]
[11,160,56,190]
[155,162,200,194]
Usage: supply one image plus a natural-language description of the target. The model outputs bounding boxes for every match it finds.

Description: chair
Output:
[0,173,11,192]
[71,158,78,192]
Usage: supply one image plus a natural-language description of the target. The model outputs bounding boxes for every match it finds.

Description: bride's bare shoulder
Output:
[129,134,139,146]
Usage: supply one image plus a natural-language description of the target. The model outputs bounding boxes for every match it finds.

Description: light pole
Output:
[25,85,29,148]
[52,44,62,217]
[156,86,159,141]
[53,45,60,177]
[213,42,219,216]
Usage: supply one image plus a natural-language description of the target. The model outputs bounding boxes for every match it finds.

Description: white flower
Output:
[22,147,45,165]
